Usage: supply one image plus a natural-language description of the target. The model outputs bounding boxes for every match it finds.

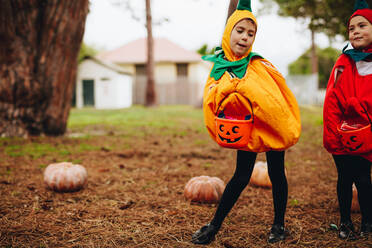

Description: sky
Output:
[83,0,346,76]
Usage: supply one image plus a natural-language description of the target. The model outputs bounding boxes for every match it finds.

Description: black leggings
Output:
[210,150,288,228]
[333,154,372,225]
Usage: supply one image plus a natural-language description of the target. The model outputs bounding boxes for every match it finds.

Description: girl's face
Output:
[230,19,256,57]
[349,15,372,50]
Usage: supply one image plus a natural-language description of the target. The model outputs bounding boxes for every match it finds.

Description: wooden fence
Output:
[133,76,203,106]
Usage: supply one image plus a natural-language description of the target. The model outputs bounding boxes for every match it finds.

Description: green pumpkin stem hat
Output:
[349,0,372,26]
[353,0,369,11]
[237,0,252,12]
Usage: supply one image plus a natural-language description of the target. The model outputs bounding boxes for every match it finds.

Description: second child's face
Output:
[349,15,372,50]
[230,19,256,57]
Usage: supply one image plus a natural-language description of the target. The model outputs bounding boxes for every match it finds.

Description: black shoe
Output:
[268,224,286,243]
[338,222,357,240]
[191,223,219,245]
[360,223,372,239]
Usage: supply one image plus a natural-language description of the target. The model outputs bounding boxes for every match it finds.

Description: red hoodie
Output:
[323,54,372,161]
[323,7,372,161]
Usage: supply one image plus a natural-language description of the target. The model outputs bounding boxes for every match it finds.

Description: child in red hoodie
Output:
[323,0,372,240]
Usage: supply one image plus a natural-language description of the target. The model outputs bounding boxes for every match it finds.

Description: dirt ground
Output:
[1,108,371,248]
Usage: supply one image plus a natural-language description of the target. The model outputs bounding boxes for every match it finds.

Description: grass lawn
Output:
[1,105,369,248]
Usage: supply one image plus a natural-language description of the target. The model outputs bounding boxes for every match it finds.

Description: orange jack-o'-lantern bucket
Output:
[215,113,253,149]
[337,121,372,154]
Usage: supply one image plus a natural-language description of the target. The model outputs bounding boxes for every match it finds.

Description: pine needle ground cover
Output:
[0,105,370,248]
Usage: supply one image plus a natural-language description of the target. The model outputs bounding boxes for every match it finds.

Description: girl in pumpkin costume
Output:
[323,0,372,240]
[191,0,301,245]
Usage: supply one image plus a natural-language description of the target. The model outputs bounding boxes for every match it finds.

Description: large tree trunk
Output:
[145,0,156,106]
[0,0,89,137]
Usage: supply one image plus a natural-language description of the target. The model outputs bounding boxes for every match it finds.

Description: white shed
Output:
[98,37,211,106]
[75,56,133,109]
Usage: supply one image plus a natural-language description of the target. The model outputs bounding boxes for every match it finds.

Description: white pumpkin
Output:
[250,161,287,188]
[351,184,360,212]
[44,162,87,192]
[184,176,225,203]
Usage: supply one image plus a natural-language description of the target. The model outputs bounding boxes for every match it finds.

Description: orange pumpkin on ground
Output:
[184,176,225,203]
[44,162,87,192]
[351,184,360,212]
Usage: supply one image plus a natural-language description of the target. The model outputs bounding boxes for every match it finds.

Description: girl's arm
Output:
[323,64,346,154]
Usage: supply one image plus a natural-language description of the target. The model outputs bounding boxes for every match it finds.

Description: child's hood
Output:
[222,0,257,62]
[348,0,372,26]
[343,0,372,59]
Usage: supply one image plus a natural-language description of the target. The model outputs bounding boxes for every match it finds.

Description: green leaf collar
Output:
[202,47,262,80]
[343,44,372,62]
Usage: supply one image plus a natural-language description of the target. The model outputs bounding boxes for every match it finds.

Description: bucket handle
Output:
[215,97,254,124]
[360,104,372,132]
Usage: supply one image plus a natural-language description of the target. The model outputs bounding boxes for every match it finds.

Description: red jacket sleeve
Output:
[323,56,347,154]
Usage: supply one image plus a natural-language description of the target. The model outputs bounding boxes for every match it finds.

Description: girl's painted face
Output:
[230,19,256,57]
[349,15,372,50]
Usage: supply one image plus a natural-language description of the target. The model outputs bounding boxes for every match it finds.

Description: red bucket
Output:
[215,117,253,149]
[337,122,372,154]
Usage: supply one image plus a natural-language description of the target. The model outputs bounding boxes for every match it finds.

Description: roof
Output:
[81,56,132,75]
[97,37,202,64]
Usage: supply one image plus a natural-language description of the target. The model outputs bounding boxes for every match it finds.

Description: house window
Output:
[135,64,147,76]
[176,63,188,77]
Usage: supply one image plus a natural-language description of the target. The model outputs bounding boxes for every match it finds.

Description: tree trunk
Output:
[227,0,239,21]
[0,0,89,137]
[311,29,319,75]
[145,0,156,106]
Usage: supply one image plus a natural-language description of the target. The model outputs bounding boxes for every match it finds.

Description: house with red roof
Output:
[98,37,211,105]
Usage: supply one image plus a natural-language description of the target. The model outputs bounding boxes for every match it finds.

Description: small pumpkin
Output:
[250,161,272,188]
[351,184,360,212]
[250,161,287,188]
[44,162,87,192]
[184,176,225,203]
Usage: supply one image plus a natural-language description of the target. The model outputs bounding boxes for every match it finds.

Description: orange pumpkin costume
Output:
[192,1,298,245]
[202,8,301,152]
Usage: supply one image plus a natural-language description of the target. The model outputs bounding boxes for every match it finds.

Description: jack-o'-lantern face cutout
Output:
[215,118,253,149]
[337,123,372,154]
[218,124,242,143]
[340,134,364,152]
